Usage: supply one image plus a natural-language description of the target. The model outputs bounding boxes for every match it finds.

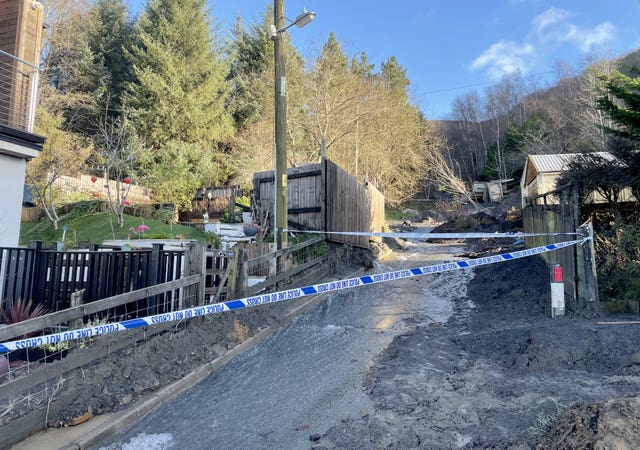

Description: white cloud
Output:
[470,40,534,80]
[560,22,616,52]
[531,7,572,35]
[530,7,615,51]
[470,7,618,80]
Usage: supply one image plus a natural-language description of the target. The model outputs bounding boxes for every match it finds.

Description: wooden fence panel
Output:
[253,164,324,231]
[325,159,385,248]
[523,205,577,302]
[253,158,385,249]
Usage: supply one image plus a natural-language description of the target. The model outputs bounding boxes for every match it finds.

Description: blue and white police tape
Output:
[0,237,587,354]
[283,229,582,240]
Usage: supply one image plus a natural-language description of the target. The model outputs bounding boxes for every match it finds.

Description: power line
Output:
[421,70,556,95]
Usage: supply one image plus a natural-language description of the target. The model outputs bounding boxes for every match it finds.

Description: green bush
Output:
[205,231,221,248]
[152,207,175,224]
[595,219,640,302]
[219,207,243,223]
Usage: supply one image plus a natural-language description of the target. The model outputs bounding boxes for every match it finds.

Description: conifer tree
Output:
[126,0,234,205]
[86,0,134,117]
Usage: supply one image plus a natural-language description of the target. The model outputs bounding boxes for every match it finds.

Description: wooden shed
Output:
[253,158,385,249]
[520,152,635,207]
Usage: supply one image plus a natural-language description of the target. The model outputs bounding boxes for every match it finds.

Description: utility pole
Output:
[274,0,287,251]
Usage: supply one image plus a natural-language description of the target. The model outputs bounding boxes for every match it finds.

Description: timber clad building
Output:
[520,152,635,207]
[0,0,44,246]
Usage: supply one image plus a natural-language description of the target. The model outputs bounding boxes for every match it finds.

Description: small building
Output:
[0,0,45,246]
[520,152,635,207]
[472,179,512,203]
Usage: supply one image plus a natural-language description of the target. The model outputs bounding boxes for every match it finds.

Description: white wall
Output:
[0,155,26,247]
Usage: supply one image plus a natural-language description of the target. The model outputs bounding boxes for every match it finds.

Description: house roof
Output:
[522,152,615,187]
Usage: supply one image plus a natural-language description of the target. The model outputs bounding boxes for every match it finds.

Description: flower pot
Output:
[243,225,259,237]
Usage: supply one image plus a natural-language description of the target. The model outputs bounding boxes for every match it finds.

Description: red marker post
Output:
[551,263,565,318]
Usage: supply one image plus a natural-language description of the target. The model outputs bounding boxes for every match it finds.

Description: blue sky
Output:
[130,1,640,119]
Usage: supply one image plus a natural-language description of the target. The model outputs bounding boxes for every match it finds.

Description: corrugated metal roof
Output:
[529,152,615,174]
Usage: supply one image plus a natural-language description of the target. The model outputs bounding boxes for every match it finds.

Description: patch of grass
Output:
[19,206,209,246]
[385,210,416,221]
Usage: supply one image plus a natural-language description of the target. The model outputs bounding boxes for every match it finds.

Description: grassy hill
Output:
[20,201,209,247]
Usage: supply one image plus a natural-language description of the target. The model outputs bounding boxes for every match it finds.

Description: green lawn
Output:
[20,204,209,247]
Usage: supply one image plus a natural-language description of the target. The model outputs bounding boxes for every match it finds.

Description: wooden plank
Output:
[247,236,324,267]
[246,255,328,296]
[288,207,321,214]
[0,275,202,342]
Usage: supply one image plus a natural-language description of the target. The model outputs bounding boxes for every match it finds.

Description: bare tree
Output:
[92,116,139,227]
[27,87,93,230]
[423,143,478,207]
[450,91,487,180]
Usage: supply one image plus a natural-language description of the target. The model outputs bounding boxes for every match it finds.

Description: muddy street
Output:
[54,226,640,450]
[322,247,640,449]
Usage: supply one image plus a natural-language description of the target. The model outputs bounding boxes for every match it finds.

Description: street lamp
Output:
[273,1,315,251]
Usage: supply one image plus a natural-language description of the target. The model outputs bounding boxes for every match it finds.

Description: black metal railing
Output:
[0,242,184,317]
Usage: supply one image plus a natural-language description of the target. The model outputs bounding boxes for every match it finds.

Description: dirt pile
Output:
[538,397,640,449]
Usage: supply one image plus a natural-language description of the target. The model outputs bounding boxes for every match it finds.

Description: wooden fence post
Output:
[29,240,45,304]
[576,221,599,314]
[233,247,248,300]
[229,188,236,223]
[183,242,205,307]
[69,289,85,329]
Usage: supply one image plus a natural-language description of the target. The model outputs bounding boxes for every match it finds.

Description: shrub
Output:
[152,207,175,224]
[0,298,49,340]
[595,219,640,302]
[1,298,48,325]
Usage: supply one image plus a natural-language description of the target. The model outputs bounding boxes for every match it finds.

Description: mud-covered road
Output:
[321,241,640,449]
[21,222,640,450]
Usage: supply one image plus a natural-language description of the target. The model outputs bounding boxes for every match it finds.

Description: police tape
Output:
[283,229,582,240]
[0,238,588,354]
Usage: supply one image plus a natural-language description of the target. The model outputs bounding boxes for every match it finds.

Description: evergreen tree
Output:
[86,0,135,117]
[597,67,640,200]
[227,14,273,131]
[381,56,410,104]
[597,68,640,141]
[228,8,307,187]
[42,1,98,134]
[127,0,232,149]
[350,52,374,78]
[126,0,234,203]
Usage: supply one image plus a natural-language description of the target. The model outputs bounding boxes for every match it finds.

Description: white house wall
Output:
[0,154,26,247]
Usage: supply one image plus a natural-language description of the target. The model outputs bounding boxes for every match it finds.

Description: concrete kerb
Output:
[56,268,365,450]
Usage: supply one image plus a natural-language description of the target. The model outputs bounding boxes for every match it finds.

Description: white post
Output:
[551,263,565,318]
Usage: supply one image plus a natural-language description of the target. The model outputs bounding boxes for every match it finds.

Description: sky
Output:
[130,1,640,119]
